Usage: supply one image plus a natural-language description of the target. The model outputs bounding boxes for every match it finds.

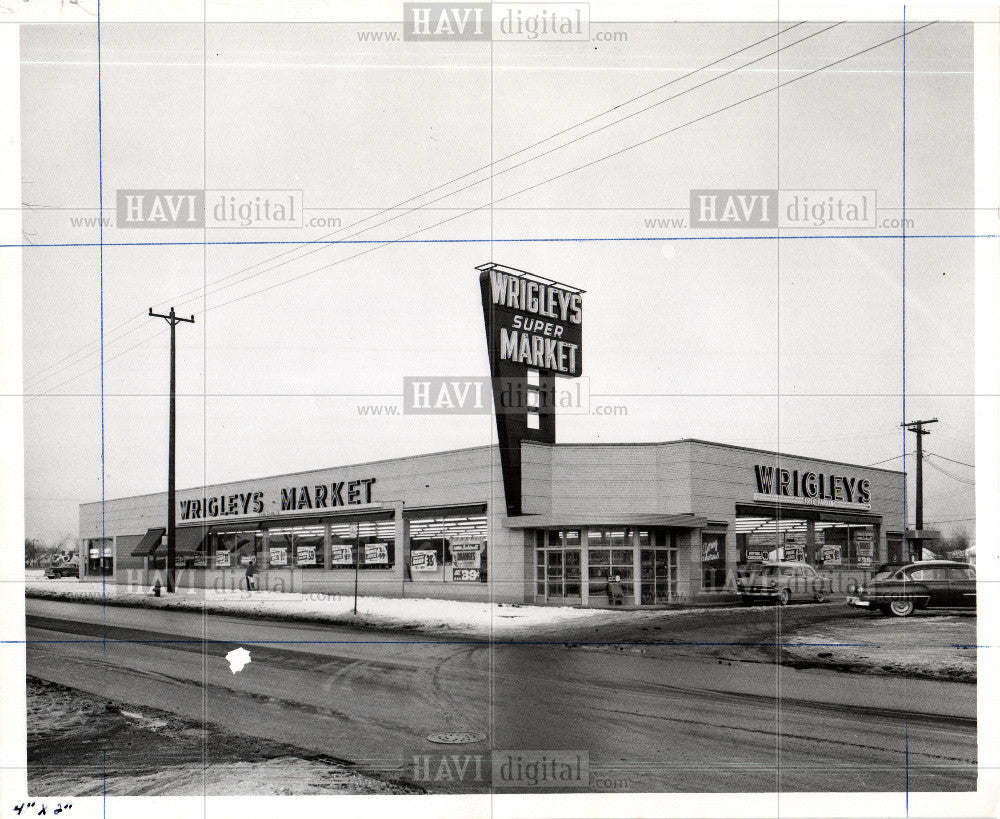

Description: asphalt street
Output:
[25,598,977,794]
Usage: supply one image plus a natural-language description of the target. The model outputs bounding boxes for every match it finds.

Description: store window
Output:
[87,538,113,576]
[287,525,325,570]
[587,529,634,601]
[327,518,396,570]
[409,513,487,581]
[701,533,726,590]
[358,519,396,570]
[209,529,263,570]
[329,521,357,568]
[639,529,677,605]
[819,524,876,568]
[534,529,582,601]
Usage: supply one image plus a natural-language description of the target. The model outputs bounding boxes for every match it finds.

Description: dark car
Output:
[737,562,834,606]
[44,561,79,579]
[847,560,976,617]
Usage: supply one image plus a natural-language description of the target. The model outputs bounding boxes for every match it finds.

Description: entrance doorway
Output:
[535,529,583,603]
[639,547,677,604]
[533,527,681,606]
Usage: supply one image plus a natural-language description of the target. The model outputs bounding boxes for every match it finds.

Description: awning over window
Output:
[175,525,211,555]
[130,527,165,556]
[503,513,708,529]
[209,522,265,534]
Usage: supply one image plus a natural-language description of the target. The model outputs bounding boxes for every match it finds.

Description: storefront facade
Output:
[80,439,904,606]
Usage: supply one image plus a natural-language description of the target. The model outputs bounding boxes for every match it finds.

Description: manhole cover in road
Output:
[426,731,487,745]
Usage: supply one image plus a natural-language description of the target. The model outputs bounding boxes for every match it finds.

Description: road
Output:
[26,598,977,794]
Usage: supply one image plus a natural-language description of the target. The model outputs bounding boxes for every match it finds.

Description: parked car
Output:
[737,561,834,606]
[847,560,976,617]
[44,561,79,579]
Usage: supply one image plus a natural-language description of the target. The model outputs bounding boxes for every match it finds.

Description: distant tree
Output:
[25,538,40,565]
[937,528,972,559]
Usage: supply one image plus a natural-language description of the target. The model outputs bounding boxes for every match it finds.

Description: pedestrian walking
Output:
[607,574,624,606]
[245,558,257,592]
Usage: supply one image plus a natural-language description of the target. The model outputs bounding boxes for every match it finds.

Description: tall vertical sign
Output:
[478,263,584,516]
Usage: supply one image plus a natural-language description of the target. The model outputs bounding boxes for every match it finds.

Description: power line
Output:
[181,23,844,308]
[24,22,809,388]
[925,451,974,469]
[922,455,975,486]
[206,22,936,315]
[28,22,935,394]
[866,452,912,466]
[922,516,975,524]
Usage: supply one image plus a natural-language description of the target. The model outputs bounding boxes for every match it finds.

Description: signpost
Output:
[478,263,584,516]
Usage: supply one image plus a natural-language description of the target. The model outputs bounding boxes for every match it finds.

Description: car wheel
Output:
[889,599,915,617]
[814,593,827,603]
[777,588,791,606]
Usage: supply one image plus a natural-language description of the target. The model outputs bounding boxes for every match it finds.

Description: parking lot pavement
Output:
[781,612,977,682]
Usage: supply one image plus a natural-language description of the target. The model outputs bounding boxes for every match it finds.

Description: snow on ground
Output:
[35,757,411,796]
[27,678,414,796]
[784,614,977,682]
[24,574,729,638]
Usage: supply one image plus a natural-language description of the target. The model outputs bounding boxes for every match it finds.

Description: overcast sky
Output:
[20,19,976,543]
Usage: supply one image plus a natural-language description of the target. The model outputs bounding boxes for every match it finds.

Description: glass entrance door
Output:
[535,530,583,603]
[640,547,677,605]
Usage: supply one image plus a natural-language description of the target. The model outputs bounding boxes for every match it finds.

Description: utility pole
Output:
[901,418,938,530]
[149,307,195,593]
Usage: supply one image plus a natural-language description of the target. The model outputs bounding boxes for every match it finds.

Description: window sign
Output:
[411,550,438,571]
[365,543,389,565]
[215,550,231,568]
[703,541,720,561]
[781,546,805,562]
[296,546,317,566]
[820,545,842,565]
[331,545,353,565]
[269,547,288,566]
[450,543,482,569]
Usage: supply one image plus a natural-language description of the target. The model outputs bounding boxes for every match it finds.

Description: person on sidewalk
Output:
[245,558,257,592]
[607,574,625,606]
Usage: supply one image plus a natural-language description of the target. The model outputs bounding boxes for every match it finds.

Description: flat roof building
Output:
[80,439,905,606]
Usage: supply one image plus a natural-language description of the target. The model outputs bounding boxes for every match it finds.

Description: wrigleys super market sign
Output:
[752,464,872,511]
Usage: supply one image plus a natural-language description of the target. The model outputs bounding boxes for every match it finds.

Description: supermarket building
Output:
[79,438,905,606]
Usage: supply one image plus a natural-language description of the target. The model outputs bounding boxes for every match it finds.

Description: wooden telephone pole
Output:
[149,307,195,592]
[901,418,938,530]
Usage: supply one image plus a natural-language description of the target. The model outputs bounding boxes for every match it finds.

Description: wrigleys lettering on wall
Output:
[752,464,872,510]
[178,479,376,521]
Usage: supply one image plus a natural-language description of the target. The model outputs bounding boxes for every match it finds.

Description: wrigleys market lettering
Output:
[486,268,583,377]
[180,491,263,521]
[280,479,376,511]
[177,478,376,521]
[752,464,872,510]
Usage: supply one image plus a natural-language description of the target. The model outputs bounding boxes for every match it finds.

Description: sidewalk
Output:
[24,575,732,640]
